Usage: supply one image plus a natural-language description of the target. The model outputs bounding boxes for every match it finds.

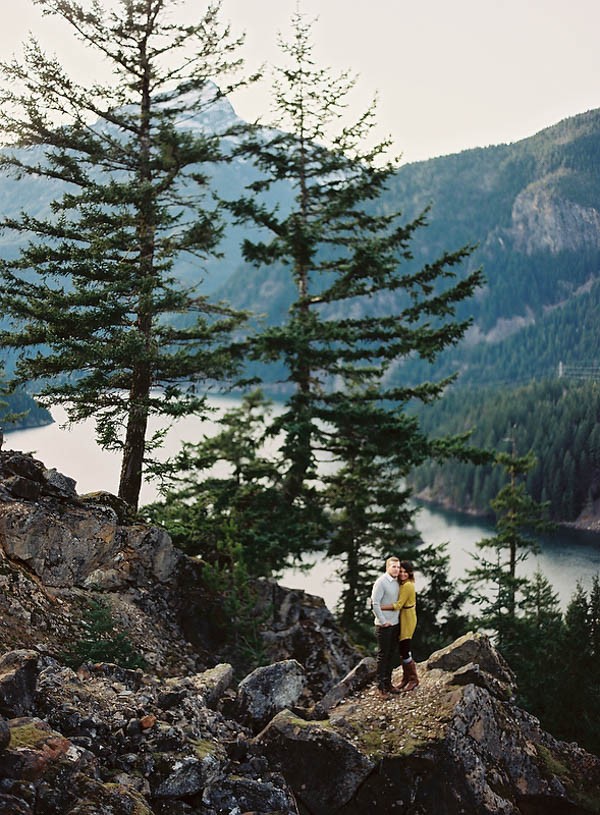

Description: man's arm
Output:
[371,580,390,626]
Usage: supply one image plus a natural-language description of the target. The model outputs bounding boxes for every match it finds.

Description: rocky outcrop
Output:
[0,656,297,814]
[509,178,600,256]
[258,633,600,815]
[0,634,598,814]
[0,480,179,590]
[0,448,360,690]
[1,448,600,813]
[253,580,360,699]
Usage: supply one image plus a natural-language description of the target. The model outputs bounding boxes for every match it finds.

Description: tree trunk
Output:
[118,365,151,509]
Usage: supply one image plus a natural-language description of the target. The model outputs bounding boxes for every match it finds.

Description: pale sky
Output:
[1,0,599,164]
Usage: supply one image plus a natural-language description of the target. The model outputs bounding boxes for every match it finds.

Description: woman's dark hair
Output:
[399,560,415,582]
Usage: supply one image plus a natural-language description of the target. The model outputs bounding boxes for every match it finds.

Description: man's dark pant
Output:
[375,623,399,690]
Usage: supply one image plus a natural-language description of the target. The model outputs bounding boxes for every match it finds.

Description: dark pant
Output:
[375,623,400,689]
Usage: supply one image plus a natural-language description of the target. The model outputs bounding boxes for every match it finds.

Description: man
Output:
[371,556,401,698]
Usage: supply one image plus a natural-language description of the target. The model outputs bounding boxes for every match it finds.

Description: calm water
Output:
[279,503,600,612]
[7,404,600,612]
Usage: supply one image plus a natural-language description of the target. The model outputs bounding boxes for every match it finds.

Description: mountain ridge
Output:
[2,98,600,406]
[218,104,600,390]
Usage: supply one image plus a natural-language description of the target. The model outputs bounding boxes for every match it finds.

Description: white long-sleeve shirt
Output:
[371,573,400,626]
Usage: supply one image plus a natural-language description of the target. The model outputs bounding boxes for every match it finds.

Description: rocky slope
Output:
[0,446,599,814]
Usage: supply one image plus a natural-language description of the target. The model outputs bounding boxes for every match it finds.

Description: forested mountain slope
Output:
[1,99,599,387]
[409,379,600,524]
[3,101,600,442]
[221,107,600,388]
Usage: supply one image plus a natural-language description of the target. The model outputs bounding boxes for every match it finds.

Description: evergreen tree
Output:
[325,400,424,639]
[143,390,325,575]
[226,11,483,628]
[324,397,476,644]
[468,445,551,646]
[507,570,563,720]
[555,581,600,753]
[62,597,146,670]
[0,0,252,508]
[590,575,600,670]
[185,529,270,677]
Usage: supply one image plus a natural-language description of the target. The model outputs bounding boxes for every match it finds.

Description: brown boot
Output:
[402,659,419,692]
[398,662,410,690]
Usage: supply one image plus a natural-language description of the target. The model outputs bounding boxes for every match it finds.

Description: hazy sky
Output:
[2,0,599,164]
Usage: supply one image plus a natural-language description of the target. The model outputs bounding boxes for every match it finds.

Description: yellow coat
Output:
[393,580,417,641]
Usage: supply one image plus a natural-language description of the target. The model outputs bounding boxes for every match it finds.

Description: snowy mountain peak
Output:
[168,81,242,135]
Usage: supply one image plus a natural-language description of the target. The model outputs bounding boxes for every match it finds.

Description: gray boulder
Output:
[428,632,516,686]
[151,747,227,798]
[313,656,377,718]
[202,774,300,814]
[0,650,39,717]
[235,659,308,732]
[257,708,376,814]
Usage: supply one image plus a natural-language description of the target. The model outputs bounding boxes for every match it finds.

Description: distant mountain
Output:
[0,84,266,297]
[2,96,600,389]
[220,107,600,389]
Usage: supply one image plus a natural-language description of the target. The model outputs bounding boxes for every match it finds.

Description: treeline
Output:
[409,378,600,521]
[480,571,600,757]
[387,273,600,391]
[0,374,52,434]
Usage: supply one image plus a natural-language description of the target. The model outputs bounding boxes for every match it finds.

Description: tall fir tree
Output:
[468,445,551,648]
[143,389,325,575]
[226,11,484,630]
[555,580,600,754]
[0,0,253,508]
[324,394,477,644]
[505,570,564,721]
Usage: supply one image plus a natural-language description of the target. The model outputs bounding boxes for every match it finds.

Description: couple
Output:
[371,556,418,699]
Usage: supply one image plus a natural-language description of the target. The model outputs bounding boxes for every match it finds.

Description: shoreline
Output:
[414,495,600,535]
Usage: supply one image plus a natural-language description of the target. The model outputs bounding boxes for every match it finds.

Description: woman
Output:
[381,560,418,692]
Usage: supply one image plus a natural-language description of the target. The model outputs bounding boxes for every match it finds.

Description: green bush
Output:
[62,598,146,670]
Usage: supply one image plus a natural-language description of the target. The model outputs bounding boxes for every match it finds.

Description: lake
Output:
[7,403,600,612]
